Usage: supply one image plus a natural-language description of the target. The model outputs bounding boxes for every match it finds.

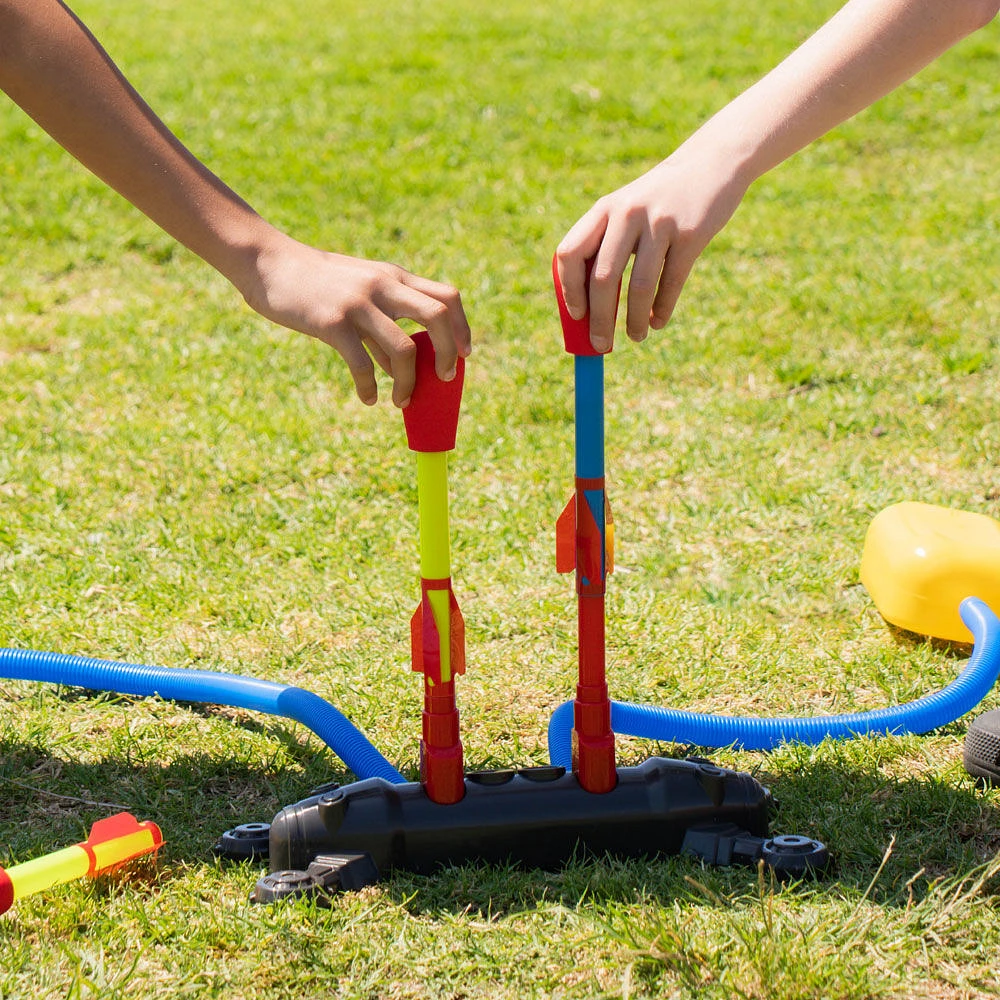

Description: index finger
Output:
[587,222,633,352]
[361,309,419,407]
[387,284,460,384]
[404,273,473,359]
[556,207,608,320]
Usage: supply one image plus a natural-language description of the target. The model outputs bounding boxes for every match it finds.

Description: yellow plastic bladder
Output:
[861,501,1000,643]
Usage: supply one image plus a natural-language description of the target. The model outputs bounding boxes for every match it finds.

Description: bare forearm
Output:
[0,0,472,406]
[0,0,266,285]
[689,0,998,186]
[557,0,996,347]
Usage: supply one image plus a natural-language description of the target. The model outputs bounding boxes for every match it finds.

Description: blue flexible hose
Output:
[0,646,406,783]
[8,601,998,781]
[548,597,1000,766]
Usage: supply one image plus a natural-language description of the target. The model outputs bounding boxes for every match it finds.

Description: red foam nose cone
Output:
[401,330,465,453]
[553,254,602,357]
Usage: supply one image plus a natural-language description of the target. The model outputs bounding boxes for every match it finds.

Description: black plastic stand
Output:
[233,756,828,903]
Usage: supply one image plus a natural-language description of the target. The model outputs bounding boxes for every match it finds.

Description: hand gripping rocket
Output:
[402,331,467,805]
[0,812,163,915]
[553,255,617,794]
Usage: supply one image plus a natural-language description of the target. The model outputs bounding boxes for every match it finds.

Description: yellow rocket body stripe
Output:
[417,452,451,576]
[427,589,451,681]
[91,828,160,870]
[417,451,453,681]
[7,846,91,900]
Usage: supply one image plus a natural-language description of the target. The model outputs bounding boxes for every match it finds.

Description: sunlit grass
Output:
[1,0,998,996]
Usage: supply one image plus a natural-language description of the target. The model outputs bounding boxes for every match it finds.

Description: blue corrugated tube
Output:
[548,597,1000,766]
[0,646,406,784]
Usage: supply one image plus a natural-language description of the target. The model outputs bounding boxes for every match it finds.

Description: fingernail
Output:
[592,338,611,353]
[443,367,457,382]
[399,396,411,408]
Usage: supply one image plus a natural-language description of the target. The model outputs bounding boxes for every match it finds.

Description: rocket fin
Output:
[556,496,576,573]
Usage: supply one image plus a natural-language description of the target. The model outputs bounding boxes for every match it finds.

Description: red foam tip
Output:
[0,868,13,916]
[401,330,465,452]
[553,254,602,356]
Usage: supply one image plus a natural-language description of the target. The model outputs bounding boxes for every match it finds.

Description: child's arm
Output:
[555,0,998,352]
[0,0,470,407]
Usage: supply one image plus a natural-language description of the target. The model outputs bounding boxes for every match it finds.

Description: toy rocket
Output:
[402,331,467,804]
[553,255,617,794]
[0,812,162,915]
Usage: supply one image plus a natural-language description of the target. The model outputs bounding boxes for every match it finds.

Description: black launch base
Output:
[229,757,829,903]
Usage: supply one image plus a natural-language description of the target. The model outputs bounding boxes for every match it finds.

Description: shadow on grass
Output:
[3,724,999,918]
[0,728,352,864]
[378,756,1000,918]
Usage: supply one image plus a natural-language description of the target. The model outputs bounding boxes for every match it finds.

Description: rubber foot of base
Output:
[964,709,1000,785]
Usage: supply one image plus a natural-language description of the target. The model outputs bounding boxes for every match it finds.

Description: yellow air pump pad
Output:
[861,501,1000,644]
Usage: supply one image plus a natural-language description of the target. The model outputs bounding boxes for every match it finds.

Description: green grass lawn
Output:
[2,0,999,996]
